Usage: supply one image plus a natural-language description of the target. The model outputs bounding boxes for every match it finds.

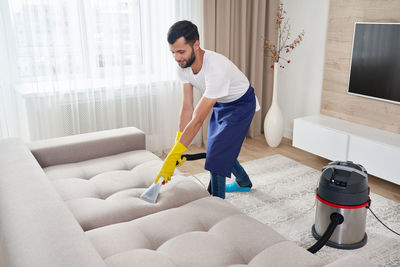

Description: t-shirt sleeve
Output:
[203,60,230,99]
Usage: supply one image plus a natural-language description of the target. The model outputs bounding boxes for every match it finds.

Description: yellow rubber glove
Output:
[176,155,187,167]
[172,131,186,167]
[155,141,187,184]
[175,131,182,142]
[167,131,182,155]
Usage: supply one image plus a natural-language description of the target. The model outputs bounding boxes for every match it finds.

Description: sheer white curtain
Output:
[0,0,203,153]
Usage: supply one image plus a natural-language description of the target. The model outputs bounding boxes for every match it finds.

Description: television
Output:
[348,22,400,104]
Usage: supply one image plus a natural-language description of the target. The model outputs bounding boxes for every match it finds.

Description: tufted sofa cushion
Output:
[87,197,324,267]
[44,149,209,231]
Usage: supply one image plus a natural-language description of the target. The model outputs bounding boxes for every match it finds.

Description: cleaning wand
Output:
[140,153,206,203]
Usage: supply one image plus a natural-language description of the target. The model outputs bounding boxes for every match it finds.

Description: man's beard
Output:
[180,48,196,68]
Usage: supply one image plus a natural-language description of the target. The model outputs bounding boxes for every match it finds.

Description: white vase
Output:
[264,62,283,147]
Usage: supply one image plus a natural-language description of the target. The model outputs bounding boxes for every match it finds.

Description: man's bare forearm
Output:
[179,96,216,147]
[179,116,203,147]
[179,106,193,132]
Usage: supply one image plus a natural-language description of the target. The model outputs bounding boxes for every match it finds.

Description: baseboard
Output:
[283,127,293,140]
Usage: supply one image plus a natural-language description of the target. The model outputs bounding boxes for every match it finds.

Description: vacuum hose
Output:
[307,212,344,254]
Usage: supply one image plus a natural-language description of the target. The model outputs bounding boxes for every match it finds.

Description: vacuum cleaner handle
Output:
[175,153,206,166]
[180,153,207,161]
[174,153,206,166]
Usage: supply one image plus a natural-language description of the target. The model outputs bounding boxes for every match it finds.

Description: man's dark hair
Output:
[167,20,199,45]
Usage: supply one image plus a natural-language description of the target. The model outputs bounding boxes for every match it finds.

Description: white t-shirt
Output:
[177,49,260,110]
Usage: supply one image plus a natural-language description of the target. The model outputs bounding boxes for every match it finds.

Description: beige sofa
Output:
[0,127,374,267]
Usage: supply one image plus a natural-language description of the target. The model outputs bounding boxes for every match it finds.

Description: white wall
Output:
[277,0,330,139]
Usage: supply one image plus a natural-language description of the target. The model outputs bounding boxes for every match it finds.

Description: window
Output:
[10,0,144,83]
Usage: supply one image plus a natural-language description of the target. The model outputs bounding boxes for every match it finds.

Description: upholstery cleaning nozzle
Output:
[140,178,164,203]
[140,153,207,204]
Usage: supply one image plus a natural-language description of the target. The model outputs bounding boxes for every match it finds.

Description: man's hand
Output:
[176,155,186,167]
[174,132,187,166]
[155,141,187,184]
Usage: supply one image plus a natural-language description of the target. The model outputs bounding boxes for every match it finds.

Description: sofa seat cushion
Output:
[43,150,209,231]
[87,197,324,267]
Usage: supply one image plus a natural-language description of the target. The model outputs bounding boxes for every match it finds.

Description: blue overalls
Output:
[205,86,256,198]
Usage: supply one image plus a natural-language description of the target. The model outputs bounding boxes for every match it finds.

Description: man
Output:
[155,20,260,199]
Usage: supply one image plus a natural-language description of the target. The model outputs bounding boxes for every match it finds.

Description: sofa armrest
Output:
[28,127,145,168]
[0,138,107,267]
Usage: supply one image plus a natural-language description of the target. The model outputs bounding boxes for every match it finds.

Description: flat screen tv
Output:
[348,22,400,104]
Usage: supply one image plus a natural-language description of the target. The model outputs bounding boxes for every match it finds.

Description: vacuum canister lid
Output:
[317,161,370,206]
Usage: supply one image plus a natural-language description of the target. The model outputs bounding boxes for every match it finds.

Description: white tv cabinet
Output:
[293,114,400,185]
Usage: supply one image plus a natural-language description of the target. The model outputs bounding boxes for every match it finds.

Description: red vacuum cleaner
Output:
[308,161,370,253]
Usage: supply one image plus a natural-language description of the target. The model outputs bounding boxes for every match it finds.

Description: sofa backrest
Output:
[0,138,107,267]
[28,127,145,168]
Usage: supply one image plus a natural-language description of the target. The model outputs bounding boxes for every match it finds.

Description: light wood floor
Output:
[176,135,400,203]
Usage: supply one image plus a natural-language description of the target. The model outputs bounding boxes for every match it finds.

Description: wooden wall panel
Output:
[321,0,400,134]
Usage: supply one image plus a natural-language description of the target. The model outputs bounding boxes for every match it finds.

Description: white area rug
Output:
[191,154,400,267]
